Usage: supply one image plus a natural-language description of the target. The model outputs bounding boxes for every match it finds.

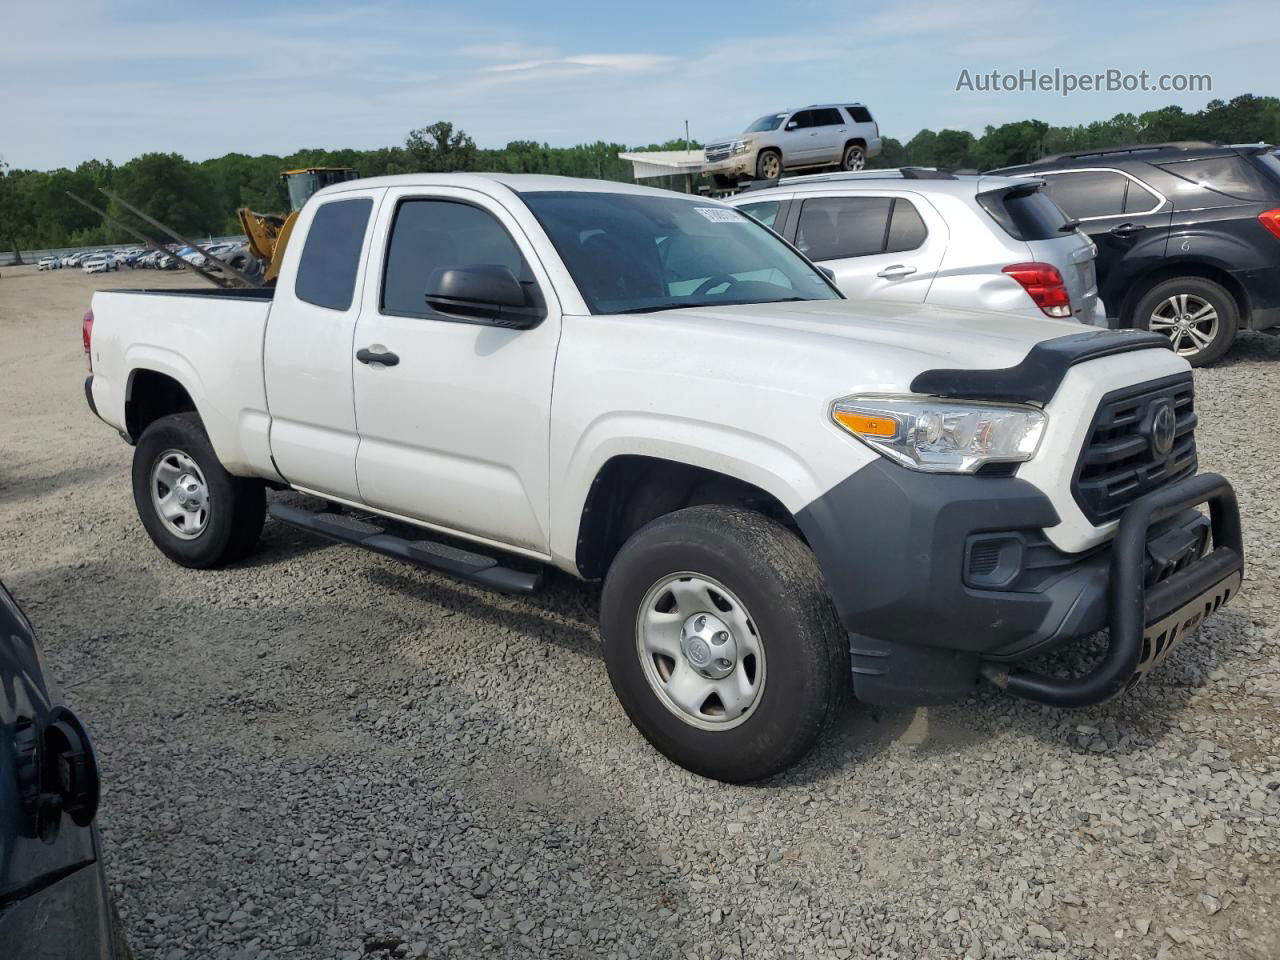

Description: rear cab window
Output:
[295,197,374,310]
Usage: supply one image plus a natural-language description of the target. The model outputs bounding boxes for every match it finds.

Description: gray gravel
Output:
[2,265,1277,959]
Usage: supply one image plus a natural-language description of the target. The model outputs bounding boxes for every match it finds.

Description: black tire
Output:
[131,412,265,568]
[840,142,866,171]
[756,150,782,182]
[600,506,847,782]
[1132,276,1238,367]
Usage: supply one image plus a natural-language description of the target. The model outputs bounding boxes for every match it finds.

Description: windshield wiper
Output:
[615,303,688,314]
[616,296,816,314]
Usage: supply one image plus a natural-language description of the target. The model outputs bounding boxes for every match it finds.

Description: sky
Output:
[2,0,1278,171]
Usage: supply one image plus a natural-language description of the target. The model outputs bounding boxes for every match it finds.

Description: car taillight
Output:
[1003,262,1072,319]
[82,309,94,370]
[1259,209,1280,240]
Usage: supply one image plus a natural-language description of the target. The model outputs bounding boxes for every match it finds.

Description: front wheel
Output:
[600,506,847,782]
[131,413,265,568]
[756,150,782,181]
[1133,277,1238,366]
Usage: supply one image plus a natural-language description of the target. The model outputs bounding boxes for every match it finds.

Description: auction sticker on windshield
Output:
[694,207,744,223]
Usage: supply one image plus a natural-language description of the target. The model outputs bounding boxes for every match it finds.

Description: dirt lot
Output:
[1,262,1277,959]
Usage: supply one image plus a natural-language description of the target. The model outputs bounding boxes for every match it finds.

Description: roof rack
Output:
[1027,141,1220,165]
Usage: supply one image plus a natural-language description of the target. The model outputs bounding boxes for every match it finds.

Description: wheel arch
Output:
[125,366,200,442]
[573,455,804,580]
[1117,259,1249,328]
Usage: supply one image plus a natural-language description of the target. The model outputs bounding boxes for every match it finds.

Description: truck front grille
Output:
[704,143,732,162]
[1072,373,1197,525]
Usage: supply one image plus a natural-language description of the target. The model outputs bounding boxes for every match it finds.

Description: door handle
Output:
[876,264,918,279]
[356,347,400,367]
[1110,222,1146,236]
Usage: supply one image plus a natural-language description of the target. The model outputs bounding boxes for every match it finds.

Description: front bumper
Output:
[796,461,1243,707]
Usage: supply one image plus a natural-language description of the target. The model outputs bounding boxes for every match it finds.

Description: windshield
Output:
[522,191,840,314]
[745,113,786,133]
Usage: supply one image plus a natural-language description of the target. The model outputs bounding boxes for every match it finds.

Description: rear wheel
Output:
[600,506,847,782]
[756,150,782,181]
[131,413,265,568]
[1134,277,1238,367]
[841,143,866,171]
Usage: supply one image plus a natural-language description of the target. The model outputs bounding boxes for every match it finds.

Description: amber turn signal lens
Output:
[833,410,898,438]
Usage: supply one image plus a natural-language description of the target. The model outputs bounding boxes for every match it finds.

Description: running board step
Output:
[268,502,542,594]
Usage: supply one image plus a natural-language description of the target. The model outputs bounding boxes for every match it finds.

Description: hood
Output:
[623,298,1087,375]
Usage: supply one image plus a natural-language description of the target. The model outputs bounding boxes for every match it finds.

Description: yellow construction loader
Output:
[238,167,360,283]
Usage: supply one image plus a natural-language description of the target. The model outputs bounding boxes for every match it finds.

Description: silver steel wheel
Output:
[1148,293,1219,357]
[759,152,781,180]
[842,145,865,171]
[635,572,766,731]
[150,449,210,540]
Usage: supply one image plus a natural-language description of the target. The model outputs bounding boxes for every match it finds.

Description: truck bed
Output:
[88,286,277,478]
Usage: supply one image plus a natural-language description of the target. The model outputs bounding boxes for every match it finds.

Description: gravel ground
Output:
[1,263,1277,960]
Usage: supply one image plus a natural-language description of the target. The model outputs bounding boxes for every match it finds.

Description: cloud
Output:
[480,53,674,75]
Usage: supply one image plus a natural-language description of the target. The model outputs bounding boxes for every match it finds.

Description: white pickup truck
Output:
[84,174,1244,782]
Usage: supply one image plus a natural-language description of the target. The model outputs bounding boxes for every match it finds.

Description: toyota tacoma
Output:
[83,174,1243,781]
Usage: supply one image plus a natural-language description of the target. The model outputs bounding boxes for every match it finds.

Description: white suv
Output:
[727,169,1106,325]
[703,104,882,185]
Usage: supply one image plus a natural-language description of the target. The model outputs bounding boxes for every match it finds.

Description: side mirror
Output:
[818,266,836,282]
[785,121,799,130]
[424,266,545,328]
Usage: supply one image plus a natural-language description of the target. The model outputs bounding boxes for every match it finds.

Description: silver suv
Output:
[726,169,1106,324]
[703,104,882,185]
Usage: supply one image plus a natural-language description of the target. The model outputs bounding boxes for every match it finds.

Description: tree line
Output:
[2,94,1278,254]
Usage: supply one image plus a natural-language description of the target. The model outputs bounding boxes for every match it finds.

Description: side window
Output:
[1123,178,1162,213]
[382,199,532,318]
[1156,157,1270,202]
[845,106,873,124]
[294,197,373,311]
[886,199,928,252]
[1039,171,1128,219]
[738,200,783,230]
[788,110,814,130]
[796,196,894,260]
[812,108,844,126]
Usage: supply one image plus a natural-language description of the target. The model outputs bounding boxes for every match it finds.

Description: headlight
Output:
[831,396,1046,474]
[731,139,750,155]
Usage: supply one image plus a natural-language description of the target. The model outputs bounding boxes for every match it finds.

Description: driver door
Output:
[350,187,562,555]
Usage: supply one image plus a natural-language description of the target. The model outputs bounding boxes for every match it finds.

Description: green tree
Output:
[110,152,221,237]
[971,120,1049,170]
[405,121,478,172]
[933,129,976,170]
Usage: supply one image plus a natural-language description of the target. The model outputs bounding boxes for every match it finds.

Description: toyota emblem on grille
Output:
[1149,402,1177,458]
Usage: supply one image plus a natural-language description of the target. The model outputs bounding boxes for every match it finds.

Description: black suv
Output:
[992,142,1280,365]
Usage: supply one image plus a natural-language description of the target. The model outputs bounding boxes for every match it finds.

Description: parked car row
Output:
[33,241,256,277]
[730,167,1106,327]
[730,140,1280,365]
[991,141,1280,365]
